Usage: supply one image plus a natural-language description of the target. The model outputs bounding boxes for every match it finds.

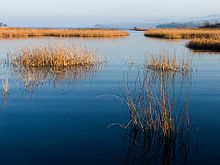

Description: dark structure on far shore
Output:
[0,22,8,27]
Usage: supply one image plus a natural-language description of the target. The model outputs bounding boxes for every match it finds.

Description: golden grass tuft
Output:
[187,38,220,51]
[146,53,192,72]
[145,28,220,39]
[0,27,129,39]
[11,44,102,68]
[10,44,103,90]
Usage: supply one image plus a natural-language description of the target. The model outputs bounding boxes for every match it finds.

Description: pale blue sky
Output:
[0,0,220,27]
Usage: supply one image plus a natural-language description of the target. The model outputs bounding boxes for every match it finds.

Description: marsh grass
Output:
[145,28,220,39]
[0,27,129,39]
[11,44,102,68]
[146,52,192,72]
[10,44,103,91]
[187,38,220,51]
[123,69,191,164]
[120,54,193,164]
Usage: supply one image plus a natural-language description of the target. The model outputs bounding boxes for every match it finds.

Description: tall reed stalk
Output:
[122,67,192,164]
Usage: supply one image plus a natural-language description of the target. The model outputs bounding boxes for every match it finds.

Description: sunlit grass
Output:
[11,44,102,68]
[0,27,129,38]
[145,28,220,39]
[187,38,220,51]
[122,67,192,164]
[10,44,103,91]
[145,52,192,72]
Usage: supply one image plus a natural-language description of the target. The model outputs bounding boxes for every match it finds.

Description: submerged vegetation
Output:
[0,27,129,38]
[187,38,220,51]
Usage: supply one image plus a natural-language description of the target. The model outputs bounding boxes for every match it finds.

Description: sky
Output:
[0,0,220,27]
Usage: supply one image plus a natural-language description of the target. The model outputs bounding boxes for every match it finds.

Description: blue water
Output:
[0,31,220,164]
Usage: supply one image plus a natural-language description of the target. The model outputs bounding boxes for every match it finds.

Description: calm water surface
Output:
[0,31,220,164]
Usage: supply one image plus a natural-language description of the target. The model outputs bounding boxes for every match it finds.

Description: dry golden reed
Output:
[10,44,103,90]
[0,27,129,38]
[123,70,191,164]
[11,44,102,68]
[187,38,220,51]
[145,28,220,39]
[146,52,192,72]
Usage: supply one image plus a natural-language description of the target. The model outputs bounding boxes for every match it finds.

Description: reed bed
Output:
[0,27,129,38]
[11,44,101,68]
[10,44,103,90]
[145,28,220,39]
[146,53,192,72]
[187,38,220,51]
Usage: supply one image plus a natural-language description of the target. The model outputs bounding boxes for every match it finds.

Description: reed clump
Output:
[187,38,220,51]
[11,44,101,68]
[0,27,129,38]
[10,44,103,90]
[145,28,220,39]
[146,53,192,72]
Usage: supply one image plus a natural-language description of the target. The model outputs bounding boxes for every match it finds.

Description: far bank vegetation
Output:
[0,27,129,38]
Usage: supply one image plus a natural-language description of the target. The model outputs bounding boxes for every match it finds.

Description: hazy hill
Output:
[94,14,220,29]
[94,23,159,30]
[182,14,220,23]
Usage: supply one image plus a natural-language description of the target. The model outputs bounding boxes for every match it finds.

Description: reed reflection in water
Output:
[11,63,103,92]
[121,66,193,165]
[8,43,104,92]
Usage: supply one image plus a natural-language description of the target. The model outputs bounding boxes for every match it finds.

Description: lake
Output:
[0,31,220,165]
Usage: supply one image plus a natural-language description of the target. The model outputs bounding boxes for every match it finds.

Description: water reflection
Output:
[189,48,220,54]
[11,64,103,92]
[121,67,193,165]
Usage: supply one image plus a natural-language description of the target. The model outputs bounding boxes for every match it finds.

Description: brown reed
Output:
[145,28,220,39]
[146,52,192,72]
[10,44,103,90]
[0,27,129,39]
[187,38,220,51]
[123,69,191,164]
[10,44,102,68]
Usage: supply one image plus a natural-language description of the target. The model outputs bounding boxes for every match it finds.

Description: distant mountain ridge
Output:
[94,23,159,30]
[182,14,220,23]
[94,14,220,29]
